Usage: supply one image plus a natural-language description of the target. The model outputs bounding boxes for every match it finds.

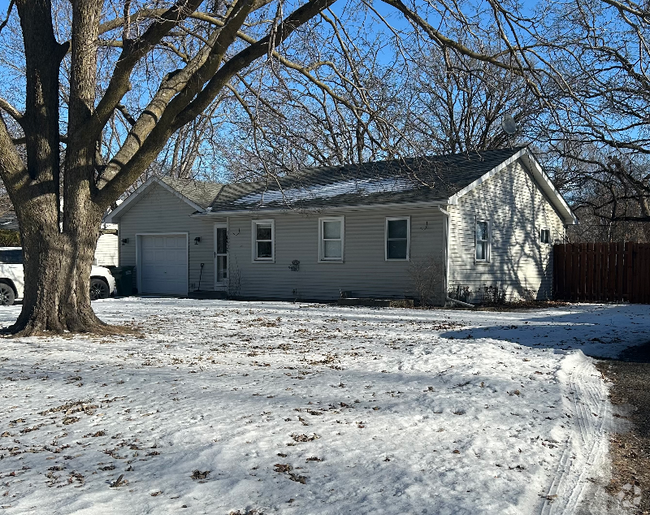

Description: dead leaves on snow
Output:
[273,463,307,484]
[290,433,319,443]
[109,474,127,488]
[39,400,97,417]
[191,469,210,481]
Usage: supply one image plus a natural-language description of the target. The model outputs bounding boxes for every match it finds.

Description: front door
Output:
[214,224,228,290]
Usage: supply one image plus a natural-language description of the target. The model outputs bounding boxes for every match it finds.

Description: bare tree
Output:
[0,0,346,335]
[217,17,537,181]
[3,0,648,336]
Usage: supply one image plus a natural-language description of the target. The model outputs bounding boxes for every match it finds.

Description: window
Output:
[319,217,344,262]
[252,220,274,262]
[215,226,228,283]
[386,217,410,260]
[0,249,22,264]
[540,228,550,244]
[475,220,489,261]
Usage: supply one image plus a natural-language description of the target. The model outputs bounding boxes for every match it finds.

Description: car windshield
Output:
[0,249,23,264]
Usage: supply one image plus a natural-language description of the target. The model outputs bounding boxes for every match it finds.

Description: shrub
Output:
[407,257,443,307]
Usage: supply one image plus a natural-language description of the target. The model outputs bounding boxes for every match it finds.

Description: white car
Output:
[0,247,117,305]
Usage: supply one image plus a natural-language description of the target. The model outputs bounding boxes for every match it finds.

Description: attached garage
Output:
[137,233,188,295]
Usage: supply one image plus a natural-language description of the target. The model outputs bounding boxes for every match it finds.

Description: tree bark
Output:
[8,200,107,336]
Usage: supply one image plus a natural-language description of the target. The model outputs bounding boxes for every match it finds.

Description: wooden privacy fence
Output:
[553,242,650,303]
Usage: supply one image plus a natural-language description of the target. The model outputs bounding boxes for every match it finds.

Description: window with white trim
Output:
[540,228,550,244]
[319,217,344,262]
[386,217,410,260]
[475,220,490,262]
[252,220,274,261]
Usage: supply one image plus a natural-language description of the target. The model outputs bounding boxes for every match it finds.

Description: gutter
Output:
[192,200,451,218]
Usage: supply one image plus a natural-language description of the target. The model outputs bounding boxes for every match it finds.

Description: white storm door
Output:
[138,234,188,295]
[214,224,228,290]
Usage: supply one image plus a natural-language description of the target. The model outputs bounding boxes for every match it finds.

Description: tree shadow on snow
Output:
[437,303,650,361]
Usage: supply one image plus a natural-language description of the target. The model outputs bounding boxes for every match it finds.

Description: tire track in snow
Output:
[540,351,612,515]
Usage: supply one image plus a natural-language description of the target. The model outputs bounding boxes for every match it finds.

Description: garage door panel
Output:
[139,234,187,295]
[165,236,183,249]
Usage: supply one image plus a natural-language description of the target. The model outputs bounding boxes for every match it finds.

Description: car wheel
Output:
[90,278,109,301]
[0,282,15,306]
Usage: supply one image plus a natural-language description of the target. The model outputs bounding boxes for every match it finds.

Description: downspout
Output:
[437,205,474,308]
[437,206,450,296]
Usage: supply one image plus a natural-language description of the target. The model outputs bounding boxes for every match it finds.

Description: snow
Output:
[235,178,414,206]
[0,300,648,514]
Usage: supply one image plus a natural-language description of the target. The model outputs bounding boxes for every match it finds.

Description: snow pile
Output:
[0,300,646,514]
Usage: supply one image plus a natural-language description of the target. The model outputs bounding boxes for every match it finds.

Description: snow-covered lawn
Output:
[1,299,648,515]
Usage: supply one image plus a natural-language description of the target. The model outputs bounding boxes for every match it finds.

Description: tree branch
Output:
[94,0,338,208]
[0,97,23,124]
[78,0,204,146]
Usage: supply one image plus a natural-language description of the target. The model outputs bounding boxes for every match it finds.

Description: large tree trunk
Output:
[1,0,112,336]
[8,199,108,336]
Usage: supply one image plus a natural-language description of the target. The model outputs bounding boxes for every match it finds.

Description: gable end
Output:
[106,177,205,222]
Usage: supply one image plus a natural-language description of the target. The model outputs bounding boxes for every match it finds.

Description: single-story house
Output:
[106,146,577,303]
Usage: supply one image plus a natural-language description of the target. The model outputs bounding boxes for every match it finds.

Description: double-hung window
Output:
[475,220,490,262]
[386,217,410,260]
[319,217,344,262]
[252,220,274,262]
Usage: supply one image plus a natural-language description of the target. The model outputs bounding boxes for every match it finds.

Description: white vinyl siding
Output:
[112,182,220,292]
[94,233,118,267]
[448,160,566,301]
[319,217,344,262]
[227,207,444,301]
[252,220,275,262]
[385,217,410,260]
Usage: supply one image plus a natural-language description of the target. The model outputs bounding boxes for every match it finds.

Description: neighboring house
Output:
[94,223,119,267]
[106,147,576,303]
[0,204,119,266]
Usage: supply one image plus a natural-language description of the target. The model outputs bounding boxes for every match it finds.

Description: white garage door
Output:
[139,234,188,295]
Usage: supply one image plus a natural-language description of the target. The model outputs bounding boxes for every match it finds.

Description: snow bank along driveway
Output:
[0,300,648,515]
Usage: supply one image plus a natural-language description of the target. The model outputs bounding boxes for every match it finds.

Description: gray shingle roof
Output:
[209,147,526,213]
[160,177,224,209]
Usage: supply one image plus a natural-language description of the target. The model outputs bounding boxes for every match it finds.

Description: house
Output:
[106,147,576,303]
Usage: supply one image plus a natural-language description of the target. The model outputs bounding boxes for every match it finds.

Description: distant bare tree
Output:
[218,18,537,181]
